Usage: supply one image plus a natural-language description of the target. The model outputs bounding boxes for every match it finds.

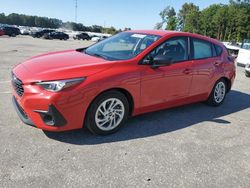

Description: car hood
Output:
[13,50,114,83]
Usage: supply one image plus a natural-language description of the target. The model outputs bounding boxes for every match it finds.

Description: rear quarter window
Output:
[214,45,223,56]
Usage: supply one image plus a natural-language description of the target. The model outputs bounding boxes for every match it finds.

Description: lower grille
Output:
[12,73,24,97]
[13,97,28,118]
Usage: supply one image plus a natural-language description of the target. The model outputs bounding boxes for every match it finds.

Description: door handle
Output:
[214,61,222,67]
[183,69,192,74]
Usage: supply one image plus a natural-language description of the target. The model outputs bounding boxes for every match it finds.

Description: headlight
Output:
[36,78,85,92]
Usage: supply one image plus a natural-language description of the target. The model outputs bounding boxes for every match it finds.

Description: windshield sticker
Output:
[131,34,147,39]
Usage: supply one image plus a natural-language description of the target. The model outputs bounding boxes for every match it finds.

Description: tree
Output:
[102,26,117,35]
[211,5,228,40]
[0,13,119,34]
[178,3,199,30]
[155,6,177,30]
[0,13,6,23]
[183,9,201,33]
[166,17,177,30]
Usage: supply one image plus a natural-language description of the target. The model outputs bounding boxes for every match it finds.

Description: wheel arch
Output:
[220,77,232,93]
[83,87,135,128]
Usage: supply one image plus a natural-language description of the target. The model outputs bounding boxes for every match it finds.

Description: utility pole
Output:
[75,0,78,23]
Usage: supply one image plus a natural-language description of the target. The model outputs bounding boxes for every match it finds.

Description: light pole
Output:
[75,0,78,23]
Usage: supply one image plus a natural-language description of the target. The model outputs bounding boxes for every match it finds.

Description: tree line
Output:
[0,13,120,34]
[156,0,250,41]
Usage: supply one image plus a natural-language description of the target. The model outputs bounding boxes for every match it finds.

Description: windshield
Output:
[85,32,161,60]
[242,39,250,50]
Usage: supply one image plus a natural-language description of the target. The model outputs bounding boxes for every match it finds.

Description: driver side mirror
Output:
[151,54,173,69]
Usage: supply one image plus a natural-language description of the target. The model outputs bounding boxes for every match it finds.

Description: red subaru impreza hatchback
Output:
[12,30,235,135]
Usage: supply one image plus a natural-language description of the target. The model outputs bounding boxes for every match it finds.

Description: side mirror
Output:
[151,55,173,68]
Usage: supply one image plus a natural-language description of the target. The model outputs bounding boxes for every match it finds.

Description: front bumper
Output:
[12,95,68,129]
[12,96,35,127]
[245,64,250,77]
[11,81,90,132]
[245,64,250,72]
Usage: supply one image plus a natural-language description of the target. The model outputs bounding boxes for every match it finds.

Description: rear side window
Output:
[214,45,223,56]
[192,38,213,59]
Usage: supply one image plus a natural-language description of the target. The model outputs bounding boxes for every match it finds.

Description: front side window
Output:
[85,32,160,60]
[143,37,188,64]
[192,38,213,59]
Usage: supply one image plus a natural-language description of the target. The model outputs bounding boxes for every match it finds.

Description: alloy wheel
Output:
[214,81,226,103]
[95,98,125,131]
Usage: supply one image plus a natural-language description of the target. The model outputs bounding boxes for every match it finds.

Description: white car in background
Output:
[91,36,101,42]
[237,39,250,66]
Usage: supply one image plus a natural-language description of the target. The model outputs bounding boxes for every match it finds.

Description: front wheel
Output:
[207,79,227,106]
[85,91,129,135]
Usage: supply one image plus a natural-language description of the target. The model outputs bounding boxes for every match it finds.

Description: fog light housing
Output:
[34,105,67,127]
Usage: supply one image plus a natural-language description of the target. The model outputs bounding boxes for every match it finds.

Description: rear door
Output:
[189,38,222,96]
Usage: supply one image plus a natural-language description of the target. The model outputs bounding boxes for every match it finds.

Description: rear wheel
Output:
[245,71,250,77]
[207,79,227,106]
[85,90,129,135]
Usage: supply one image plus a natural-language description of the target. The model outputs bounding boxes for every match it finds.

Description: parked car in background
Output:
[73,33,91,40]
[237,39,250,66]
[12,30,235,135]
[43,31,69,40]
[31,29,54,38]
[1,26,20,37]
[245,63,250,77]
[20,28,32,35]
[99,35,109,41]
[0,28,4,36]
[223,41,241,58]
[91,35,109,42]
[91,36,101,42]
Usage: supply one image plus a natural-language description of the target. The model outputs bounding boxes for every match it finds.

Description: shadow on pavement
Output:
[44,90,250,145]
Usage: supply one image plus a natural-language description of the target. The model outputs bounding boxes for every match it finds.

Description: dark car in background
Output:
[31,29,54,38]
[1,26,20,37]
[73,33,91,40]
[43,31,69,40]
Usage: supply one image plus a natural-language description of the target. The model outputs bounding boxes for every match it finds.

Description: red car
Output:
[0,29,5,36]
[12,30,236,135]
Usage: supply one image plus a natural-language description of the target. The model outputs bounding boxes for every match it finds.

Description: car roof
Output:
[126,30,180,36]
[126,30,222,46]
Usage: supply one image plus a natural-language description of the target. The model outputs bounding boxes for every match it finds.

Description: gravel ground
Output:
[0,35,249,188]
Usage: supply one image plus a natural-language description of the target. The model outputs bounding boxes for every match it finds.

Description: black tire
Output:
[85,90,130,135]
[11,33,16,37]
[207,79,227,106]
[245,71,250,78]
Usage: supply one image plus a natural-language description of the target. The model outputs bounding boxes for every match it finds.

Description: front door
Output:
[140,36,193,108]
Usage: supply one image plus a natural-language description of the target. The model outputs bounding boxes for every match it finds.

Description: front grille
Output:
[12,73,24,97]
